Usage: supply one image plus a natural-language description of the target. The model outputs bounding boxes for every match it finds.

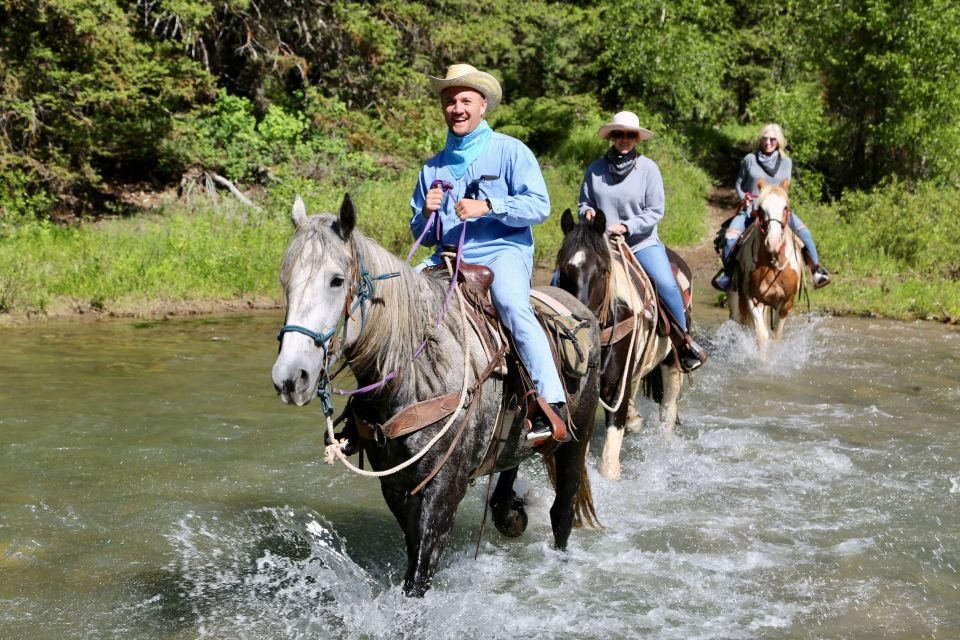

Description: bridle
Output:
[277,241,399,413]
[752,199,792,269]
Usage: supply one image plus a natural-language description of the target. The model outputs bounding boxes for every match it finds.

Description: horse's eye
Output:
[331,275,345,288]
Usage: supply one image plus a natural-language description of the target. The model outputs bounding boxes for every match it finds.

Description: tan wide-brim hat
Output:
[597,111,654,141]
[428,64,503,111]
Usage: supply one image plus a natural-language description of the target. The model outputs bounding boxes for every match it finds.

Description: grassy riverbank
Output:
[3,141,958,325]
[0,151,709,322]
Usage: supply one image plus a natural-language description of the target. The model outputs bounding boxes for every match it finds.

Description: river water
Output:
[1,308,958,639]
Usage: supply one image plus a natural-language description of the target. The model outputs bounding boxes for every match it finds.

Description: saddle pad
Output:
[529,288,593,378]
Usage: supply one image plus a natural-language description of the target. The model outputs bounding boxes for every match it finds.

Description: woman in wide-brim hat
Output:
[577,110,707,372]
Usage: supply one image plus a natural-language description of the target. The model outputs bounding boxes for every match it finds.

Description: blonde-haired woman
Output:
[712,124,831,290]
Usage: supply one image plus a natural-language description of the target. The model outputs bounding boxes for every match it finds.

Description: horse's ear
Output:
[337,193,356,240]
[757,178,766,192]
[292,195,308,229]
[780,177,791,192]
[560,209,576,235]
[593,209,607,233]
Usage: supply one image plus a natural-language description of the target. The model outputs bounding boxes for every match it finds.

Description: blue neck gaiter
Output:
[442,120,493,180]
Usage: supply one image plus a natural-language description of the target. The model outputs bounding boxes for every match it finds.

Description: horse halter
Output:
[754,202,791,236]
[276,242,399,413]
[752,203,792,269]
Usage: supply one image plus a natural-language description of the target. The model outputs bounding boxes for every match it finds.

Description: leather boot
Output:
[679,335,708,372]
[526,402,568,443]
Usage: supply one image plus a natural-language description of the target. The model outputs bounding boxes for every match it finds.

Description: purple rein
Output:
[333,178,465,399]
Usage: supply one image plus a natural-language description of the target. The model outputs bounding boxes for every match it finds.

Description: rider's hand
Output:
[424,186,444,214]
[584,209,595,221]
[454,198,490,221]
[607,223,628,235]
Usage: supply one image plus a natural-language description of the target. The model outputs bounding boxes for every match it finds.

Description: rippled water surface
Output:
[1,310,958,639]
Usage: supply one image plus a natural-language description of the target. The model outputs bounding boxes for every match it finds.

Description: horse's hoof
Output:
[491,498,528,538]
[625,416,644,433]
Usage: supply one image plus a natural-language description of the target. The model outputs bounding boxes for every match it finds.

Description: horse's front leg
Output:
[598,344,631,480]
[748,300,770,355]
[402,464,472,597]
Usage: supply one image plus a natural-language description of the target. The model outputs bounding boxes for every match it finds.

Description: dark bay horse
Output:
[728,179,803,354]
[271,195,601,596]
[555,209,686,479]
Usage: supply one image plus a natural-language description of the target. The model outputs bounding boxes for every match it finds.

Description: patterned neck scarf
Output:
[605,147,638,184]
[756,150,782,177]
[442,120,493,180]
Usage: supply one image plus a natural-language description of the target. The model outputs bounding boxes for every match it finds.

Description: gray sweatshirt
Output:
[578,155,665,252]
[736,151,793,210]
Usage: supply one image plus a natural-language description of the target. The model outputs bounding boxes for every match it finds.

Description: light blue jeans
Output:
[420,250,566,404]
[724,208,819,265]
[633,241,688,333]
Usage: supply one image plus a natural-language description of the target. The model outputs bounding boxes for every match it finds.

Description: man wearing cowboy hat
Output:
[410,63,565,443]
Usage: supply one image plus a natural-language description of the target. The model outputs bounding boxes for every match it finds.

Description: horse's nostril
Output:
[298,370,309,386]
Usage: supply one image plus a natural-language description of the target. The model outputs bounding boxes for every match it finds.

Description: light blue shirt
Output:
[578,154,665,252]
[410,129,550,264]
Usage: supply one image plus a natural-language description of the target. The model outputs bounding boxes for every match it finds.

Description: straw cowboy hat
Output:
[597,111,654,141]
[428,64,503,111]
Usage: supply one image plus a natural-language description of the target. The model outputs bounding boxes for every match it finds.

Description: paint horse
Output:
[556,209,688,480]
[727,179,803,354]
[271,195,602,597]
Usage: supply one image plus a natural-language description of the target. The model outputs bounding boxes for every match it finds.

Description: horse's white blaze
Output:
[567,249,587,268]
[760,192,788,255]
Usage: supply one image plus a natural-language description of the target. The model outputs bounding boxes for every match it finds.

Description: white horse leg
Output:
[599,426,624,480]
[659,363,682,437]
[625,377,644,433]
[749,301,770,356]
[772,309,788,340]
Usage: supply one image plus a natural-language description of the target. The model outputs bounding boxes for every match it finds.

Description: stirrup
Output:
[813,265,832,289]
[711,269,731,292]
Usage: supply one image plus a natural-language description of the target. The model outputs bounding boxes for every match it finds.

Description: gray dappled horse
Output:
[555,209,685,480]
[271,195,601,597]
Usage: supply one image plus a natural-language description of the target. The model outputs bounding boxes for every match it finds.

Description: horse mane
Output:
[281,214,461,399]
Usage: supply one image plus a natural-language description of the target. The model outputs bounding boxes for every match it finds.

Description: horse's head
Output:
[755,178,791,257]
[272,194,357,406]
[556,208,610,314]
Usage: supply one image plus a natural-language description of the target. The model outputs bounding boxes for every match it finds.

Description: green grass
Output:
[4,132,955,324]
[801,180,960,322]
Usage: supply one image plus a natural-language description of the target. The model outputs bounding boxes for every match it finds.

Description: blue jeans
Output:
[723,209,820,265]
[633,242,688,333]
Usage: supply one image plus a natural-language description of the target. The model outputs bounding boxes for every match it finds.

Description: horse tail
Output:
[543,448,601,529]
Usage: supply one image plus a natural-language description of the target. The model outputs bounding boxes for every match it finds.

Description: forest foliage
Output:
[2,0,958,223]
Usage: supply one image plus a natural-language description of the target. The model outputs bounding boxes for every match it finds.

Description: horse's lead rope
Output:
[597,236,644,413]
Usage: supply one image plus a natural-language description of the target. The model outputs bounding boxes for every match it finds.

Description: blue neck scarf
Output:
[442,120,493,180]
